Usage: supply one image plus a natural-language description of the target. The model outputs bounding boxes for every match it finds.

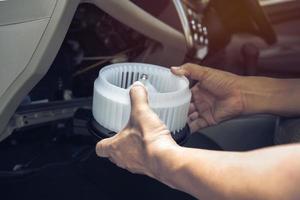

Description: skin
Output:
[96,63,300,200]
[174,64,300,133]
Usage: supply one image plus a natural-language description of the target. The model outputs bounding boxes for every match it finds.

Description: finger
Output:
[188,102,197,115]
[129,82,166,134]
[189,111,199,121]
[198,109,218,126]
[191,85,214,107]
[171,63,211,81]
[170,66,187,76]
[96,138,114,158]
[194,101,212,114]
[188,118,208,133]
[129,82,149,112]
[191,82,210,98]
[191,84,204,102]
[173,64,232,96]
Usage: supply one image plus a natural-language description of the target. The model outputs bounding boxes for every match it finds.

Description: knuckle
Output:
[96,142,110,157]
[131,107,150,123]
[182,63,194,70]
[184,62,194,67]
[97,141,106,151]
[110,142,118,151]
[133,106,147,115]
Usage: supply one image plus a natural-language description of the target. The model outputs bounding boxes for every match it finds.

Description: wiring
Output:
[72,46,141,77]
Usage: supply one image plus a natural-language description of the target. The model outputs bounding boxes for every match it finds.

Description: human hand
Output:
[95,82,179,178]
[171,63,245,133]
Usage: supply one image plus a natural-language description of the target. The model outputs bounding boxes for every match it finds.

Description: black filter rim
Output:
[88,118,191,146]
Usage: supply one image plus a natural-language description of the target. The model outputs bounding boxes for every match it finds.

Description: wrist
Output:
[239,76,293,115]
[149,142,184,187]
[239,76,272,115]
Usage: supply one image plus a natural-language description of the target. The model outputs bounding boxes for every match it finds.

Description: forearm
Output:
[153,145,300,200]
[155,148,243,199]
[240,77,300,116]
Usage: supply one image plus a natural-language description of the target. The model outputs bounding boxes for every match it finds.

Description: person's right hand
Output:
[171,63,245,133]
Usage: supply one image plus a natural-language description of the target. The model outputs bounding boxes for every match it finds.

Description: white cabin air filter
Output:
[92,63,191,137]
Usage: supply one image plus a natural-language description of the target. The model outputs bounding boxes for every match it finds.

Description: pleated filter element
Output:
[92,63,191,133]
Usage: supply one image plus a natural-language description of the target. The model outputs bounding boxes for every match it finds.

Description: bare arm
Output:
[171,64,300,132]
[96,67,300,200]
[155,144,300,200]
[241,77,300,117]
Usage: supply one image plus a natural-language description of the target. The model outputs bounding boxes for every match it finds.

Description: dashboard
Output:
[0,4,299,199]
[0,0,299,142]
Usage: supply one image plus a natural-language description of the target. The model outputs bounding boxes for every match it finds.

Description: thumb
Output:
[171,63,211,81]
[129,81,150,112]
[129,82,165,133]
[171,63,237,95]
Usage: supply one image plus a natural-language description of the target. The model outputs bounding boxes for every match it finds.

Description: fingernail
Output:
[132,81,145,87]
[130,81,147,92]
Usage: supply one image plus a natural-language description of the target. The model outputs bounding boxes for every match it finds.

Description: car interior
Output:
[0,0,299,199]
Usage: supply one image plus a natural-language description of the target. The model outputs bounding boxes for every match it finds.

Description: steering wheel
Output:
[173,0,277,58]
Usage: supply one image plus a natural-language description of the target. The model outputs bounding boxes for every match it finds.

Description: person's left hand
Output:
[95,82,179,178]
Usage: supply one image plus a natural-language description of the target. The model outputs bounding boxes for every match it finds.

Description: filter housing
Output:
[92,63,191,135]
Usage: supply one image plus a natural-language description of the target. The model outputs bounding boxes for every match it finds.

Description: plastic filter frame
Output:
[92,63,191,133]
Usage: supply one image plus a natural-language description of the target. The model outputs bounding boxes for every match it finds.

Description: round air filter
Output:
[92,63,191,143]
